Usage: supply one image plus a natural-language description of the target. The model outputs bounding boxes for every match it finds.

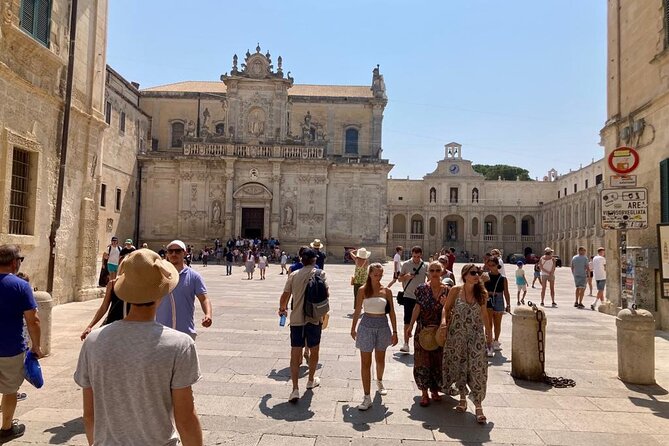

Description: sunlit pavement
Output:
[11,262,669,445]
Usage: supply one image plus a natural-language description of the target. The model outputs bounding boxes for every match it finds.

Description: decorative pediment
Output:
[233,182,272,200]
[220,44,293,85]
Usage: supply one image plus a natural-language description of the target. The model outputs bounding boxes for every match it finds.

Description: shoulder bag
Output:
[396,262,424,305]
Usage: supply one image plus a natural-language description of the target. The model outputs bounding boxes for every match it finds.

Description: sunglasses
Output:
[468,270,481,276]
[17,256,25,262]
[167,248,184,254]
[428,269,442,272]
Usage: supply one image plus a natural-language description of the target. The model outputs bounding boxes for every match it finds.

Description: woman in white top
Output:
[350,263,399,410]
[258,253,268,280]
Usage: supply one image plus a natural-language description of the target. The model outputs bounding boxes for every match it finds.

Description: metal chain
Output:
[526,301,576,388]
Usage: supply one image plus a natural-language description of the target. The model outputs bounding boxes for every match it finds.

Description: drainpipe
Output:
[134,160,142,244]
[47,0,78,293]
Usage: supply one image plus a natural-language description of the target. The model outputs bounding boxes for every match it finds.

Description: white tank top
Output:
[363,296,387,315]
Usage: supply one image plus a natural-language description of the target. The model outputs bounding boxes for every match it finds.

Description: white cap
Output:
[167,240,186,251]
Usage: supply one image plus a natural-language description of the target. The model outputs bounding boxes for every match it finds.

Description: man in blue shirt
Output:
[0,245,42,441]
[156,240,213,340]
[571,246,590,309]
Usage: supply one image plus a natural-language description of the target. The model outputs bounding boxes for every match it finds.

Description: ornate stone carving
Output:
[6,128,41,152]
[211,200,222,224]
[282,203,294,227]
[249,168,259,180]
[247,108,265,137]
[106,218,114,232]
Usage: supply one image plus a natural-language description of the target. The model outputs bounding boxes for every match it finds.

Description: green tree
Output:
[472,164,532,181]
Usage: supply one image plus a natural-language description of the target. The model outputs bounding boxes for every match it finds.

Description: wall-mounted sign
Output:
[600,187,648,229]
[608,146,640,175]
[658,224,669,299]
[610,174,637,187]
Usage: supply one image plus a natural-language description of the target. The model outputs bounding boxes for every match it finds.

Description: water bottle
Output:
[279,313,286,327]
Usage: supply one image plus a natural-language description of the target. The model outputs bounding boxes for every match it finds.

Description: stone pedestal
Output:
[34,291,53,356]
[616,308,655,384]
[511,305,546,381]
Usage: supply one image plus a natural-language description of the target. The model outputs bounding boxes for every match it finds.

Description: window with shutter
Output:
[661,158,669,223]
[345,128,358,154]
[19,0,51,47]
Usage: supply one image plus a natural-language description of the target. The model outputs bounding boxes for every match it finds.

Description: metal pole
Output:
[47,0,78,293]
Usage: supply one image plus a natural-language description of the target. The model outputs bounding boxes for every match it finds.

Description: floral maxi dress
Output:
[413,284,446,391]
[442,290,488,404]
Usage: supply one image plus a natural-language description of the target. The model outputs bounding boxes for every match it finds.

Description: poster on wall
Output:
[658,224,669,298]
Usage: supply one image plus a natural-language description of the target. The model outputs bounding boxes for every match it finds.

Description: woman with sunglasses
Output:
[483,256,511,357]
[351,263,399,410]
[405,261,450,407]
[441,263,490,424]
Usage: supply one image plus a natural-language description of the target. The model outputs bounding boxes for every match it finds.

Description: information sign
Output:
[600,187,648,230]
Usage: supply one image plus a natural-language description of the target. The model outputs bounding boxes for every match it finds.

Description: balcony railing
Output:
[502,235,517,242]
[182,142,325,159]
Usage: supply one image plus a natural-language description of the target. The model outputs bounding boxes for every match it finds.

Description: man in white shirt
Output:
[386,246,403,288]
[591,247,606,310]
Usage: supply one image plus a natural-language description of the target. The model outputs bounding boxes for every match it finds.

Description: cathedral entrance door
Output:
[242,207,264,238]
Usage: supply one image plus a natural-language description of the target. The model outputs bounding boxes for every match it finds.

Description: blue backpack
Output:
[304,269,329,319]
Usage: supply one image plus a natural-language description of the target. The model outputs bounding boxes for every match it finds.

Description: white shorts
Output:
[517,284,527,292]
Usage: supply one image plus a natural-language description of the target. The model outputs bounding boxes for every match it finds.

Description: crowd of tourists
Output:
[0,237,608,443]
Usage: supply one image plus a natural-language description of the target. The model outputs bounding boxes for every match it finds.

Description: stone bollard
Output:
[616,308,655,384]
[34,291,53,356]
[511,305,546,381]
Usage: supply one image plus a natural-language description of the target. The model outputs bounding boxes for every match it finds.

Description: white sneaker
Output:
[376,380,388,395]
[399,343,410,353]
[288,388,300,403]
[486,346,494,357]
[306,377,321,389]
[357,395,373,410]
[492,341,502,351]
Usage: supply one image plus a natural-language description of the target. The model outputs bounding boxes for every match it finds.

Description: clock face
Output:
[449,164,460,174]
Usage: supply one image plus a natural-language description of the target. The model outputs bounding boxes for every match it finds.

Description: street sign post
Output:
[600,187,648,230]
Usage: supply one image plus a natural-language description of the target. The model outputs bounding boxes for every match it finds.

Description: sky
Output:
[107,1,607,181]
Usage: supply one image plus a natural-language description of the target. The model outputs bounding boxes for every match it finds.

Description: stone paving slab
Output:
[7,262,669,445]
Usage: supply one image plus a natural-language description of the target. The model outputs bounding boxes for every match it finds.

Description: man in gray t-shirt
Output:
[571,246,589,309]
[398,246,427,353]
[74,250,203,446]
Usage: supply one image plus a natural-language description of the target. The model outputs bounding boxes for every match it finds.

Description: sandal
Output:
[430,391,442,402]
[455,399,467,413]
[419,395,430,407]
[475,407,487,424]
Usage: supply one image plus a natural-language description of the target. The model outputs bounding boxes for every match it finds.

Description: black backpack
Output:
[304,269,329,319]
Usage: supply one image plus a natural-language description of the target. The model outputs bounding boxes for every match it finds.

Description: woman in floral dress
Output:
[441,263,490,423]
[405,261,450,406]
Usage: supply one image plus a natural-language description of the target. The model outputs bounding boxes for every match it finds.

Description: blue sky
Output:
[108,1,606,181]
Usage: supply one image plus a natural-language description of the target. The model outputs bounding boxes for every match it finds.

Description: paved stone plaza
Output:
[8,262,669,445]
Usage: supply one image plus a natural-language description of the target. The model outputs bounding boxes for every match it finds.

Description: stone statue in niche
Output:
[186,120,196,137]
[284,204,294,226]
[212,201,221,224]
[202,108,210,130]
[248,109,265,136]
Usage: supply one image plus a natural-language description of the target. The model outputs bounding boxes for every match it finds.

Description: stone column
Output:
[235,202,242,239]
[224,161,235,238]
[264,203,270,238]
[371,103,384,156]
[271,162,281,237]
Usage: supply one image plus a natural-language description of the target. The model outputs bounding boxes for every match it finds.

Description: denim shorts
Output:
[290,323,322,348]
[596,279,606,291]
[355,315,392,352]
[573,275,587,288]
[487,293,505,312]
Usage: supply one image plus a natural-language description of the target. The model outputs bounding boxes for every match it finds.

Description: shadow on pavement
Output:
[403,396,494,443]
[267,364,321,382]
[44,417,85,444]
[258,392,314,421]
[391,352,414,367]
[511,377,552,392]
[341,393,392,431]
[487,352,510,367]
[626,383,669,419]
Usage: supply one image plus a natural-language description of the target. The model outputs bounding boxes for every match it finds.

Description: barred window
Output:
[20,0,51,47]
[171,122,184,147]
[115,188,121,212]
[9,148,31,235]
[665,0,669,48]
[100,183,107,208]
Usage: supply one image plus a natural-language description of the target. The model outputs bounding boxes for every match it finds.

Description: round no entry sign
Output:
[608,147,639,175]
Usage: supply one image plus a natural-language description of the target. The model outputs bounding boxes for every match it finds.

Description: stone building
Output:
[96,66,150,251]
[387,142,605,261]
[0,0,108,303]
[136,46,392,257]
[600,0,669,328]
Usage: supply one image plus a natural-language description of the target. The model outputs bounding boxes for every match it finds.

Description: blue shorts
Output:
[573,275,587,288]
[487,293,505,312]
[596,279,606,291]
[355,315,392,352]
[107,263,119,273]
[290,323,322,348]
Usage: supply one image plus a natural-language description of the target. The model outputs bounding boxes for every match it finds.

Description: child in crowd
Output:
[515,261,527,305]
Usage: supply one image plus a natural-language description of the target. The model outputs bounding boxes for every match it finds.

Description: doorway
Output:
[242,207,263,238]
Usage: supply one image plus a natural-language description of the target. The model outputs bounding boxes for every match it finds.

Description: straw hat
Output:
[353,247,371,259]
[310,239,324,249]
[114,250,179,304]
